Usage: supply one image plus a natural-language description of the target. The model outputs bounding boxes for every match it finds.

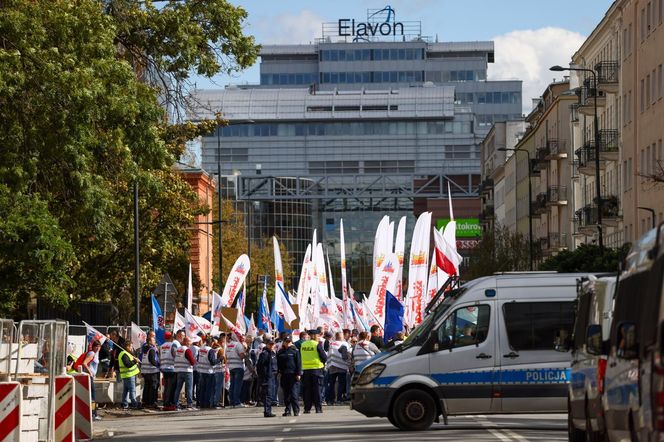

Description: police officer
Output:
[257,337,277,417]
[277,335,301,416]
[300,329,327,414]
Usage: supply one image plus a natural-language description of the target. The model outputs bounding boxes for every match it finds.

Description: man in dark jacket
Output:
[369,325,384,351]
[140,333,160,408]
[277,336,302,416]
[257,338,277,417]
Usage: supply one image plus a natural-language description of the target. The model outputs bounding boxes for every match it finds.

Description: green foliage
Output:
[539,243,630,273]
[466,225,531,280]
[0,0,257,319]
[0,185,76,313]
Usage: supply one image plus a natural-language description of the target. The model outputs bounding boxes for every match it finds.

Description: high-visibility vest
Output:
[118,350,140,379]
[327,340,350,370]
[196,346,214,374]
[300,340,324,370]
[66,353,78,374]
[174,346,193,373]
[159,342,176,372]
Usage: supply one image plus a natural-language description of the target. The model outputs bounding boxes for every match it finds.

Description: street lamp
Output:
[550,65,604,250]
[499,147,534,271]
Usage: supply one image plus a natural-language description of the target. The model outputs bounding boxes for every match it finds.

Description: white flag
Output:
[274,237,298,325]
[221,313,243,342]
[184,308,204,340]
[187,263,193,312]
[173,310,186,333]
[131,322,146,350]
[211,291,223,328]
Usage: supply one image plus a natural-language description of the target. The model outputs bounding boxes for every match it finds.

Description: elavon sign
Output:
[338,6,404,39]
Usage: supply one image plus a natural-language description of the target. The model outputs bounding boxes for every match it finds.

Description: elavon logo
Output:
[338,5,404,42]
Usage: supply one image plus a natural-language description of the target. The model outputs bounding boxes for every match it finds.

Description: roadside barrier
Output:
[72,374,92,441]
[54,376,75,442]
[0,381,21,442]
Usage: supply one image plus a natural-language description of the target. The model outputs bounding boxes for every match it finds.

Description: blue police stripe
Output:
[373,368,571,387]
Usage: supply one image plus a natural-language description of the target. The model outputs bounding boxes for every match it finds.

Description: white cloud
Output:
[488,27,586,115]
[255,10,325,45]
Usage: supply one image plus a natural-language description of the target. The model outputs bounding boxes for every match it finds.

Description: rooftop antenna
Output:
[435,33,439,43]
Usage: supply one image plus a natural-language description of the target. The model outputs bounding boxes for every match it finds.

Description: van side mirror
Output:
[617,322,638,359]
[586,324,603,355]
[554,328,571,352]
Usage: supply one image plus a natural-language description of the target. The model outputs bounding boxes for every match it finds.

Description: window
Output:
[653,69,658,104]
[641,79,646,112]
[503,302,575,351]
[642,8,647,41]
[660,0,663,24]
[647,74,652,107]
[437,305,491,349]
[659,65,663,99]
[648,2,653,33]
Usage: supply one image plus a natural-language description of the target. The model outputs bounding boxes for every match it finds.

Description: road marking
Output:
[474,415,527,442]
[289,419,296,423]
[502,429,528,442]
[487,429,513,442]
[283,428,291,432]
[274,438,284,442]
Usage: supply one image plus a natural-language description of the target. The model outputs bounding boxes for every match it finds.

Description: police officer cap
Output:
[308,329,320,335]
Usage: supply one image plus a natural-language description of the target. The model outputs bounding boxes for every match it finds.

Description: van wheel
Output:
[568,400,585,442]
[391,389,436,431]
[585,404,600,442]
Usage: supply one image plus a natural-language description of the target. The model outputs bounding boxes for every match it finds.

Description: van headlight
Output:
[357,363,386,385]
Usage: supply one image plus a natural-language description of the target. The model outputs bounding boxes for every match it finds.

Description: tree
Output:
[466,225,531,280]
[539,243,630,273]
[0,0,258,319]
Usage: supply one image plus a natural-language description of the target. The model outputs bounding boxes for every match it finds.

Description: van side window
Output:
[503,302,575,351]
[437,304,490,349]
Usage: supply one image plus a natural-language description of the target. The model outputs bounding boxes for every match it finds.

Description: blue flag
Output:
[151,294,165,345]
[270,295,286,332]
[258,279,272,333]
[383,290,405,344]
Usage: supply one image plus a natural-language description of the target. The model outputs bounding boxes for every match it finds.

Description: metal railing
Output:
[595,61,620,85]
[547,139,567,157]
[547,185,567,203]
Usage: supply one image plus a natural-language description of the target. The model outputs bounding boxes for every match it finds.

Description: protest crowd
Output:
[71,322,404,419]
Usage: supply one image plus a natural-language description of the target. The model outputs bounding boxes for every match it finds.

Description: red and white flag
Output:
[221,313,243,342]
[184,308,204,341]
[274,237,298,325]
[130,322,146,350]
[220,254,251,308]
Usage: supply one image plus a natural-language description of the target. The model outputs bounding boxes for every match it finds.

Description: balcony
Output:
[578,79,607,116]
[598,129,619,161]
[542,232,568,255]
[546,139,567,160]
[570,103,580,123]
[480,178,494,194]
[546,186,568,206]
[576,143,606,176]
[575,196,622,233]
[595,61,619,94]
[479,204,495,224]
[536,147,550,169]
[529,158,542,176]
[533,192,548,215]
[571,159,580,179]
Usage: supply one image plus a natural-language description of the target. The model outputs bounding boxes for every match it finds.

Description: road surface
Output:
[95,405,567,441]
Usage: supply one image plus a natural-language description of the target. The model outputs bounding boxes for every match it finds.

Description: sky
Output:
[197,0,614,114]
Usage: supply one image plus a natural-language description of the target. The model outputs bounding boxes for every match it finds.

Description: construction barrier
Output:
[0,381,21,442]
[54,376,75,442]
[72,374,92,441]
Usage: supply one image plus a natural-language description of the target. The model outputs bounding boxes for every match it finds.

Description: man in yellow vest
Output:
[299,329,328,414]
[118,341,141,410]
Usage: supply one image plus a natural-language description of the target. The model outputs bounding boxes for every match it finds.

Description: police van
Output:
[603,224,664,442]
[351,272,589,431]
[567,274,617,441]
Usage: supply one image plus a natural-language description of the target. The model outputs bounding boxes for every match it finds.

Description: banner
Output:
[366,253,399,328]
[151,294,165,345]
[372,215,390,281]
[296,245,312,308]
[211,291,223,329]
[83,322,107,348]
[274,237,298,326]
[406,212,431,327]
[340,219,352,328]
[220,254,251,307]
[184,308,204,341]
[221,313,243,342]
[394,216,406,299]
[258,278,272,333]
[186,263,193,312]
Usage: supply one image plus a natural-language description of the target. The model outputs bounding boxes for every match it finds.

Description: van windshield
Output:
[403,287,467,348]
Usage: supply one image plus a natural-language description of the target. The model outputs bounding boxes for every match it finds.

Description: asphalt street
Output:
[95,405,567,441]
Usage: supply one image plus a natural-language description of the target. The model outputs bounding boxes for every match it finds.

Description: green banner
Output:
[436,218,482,238]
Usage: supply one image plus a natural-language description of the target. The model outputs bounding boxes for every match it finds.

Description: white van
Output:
[568,274,617,441]
[351,272,588,431]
